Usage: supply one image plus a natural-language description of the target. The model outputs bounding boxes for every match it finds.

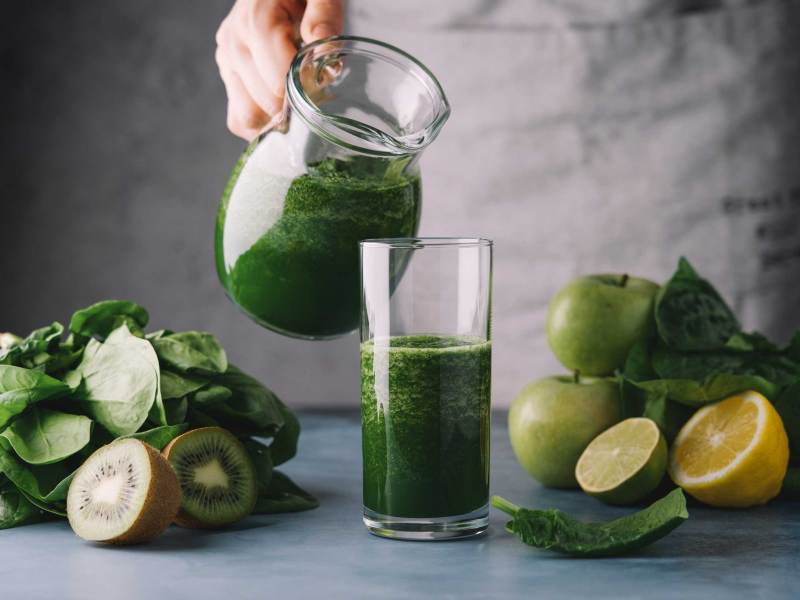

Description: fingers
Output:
[216,49,269,140]
[215,0,346,139]
[216,0,300,139]
[245,0,304,96]
[300,0,345,43]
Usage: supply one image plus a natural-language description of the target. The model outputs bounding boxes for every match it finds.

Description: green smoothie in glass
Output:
[361,335,491,519]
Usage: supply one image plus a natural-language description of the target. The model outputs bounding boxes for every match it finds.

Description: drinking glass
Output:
[360,238,493,540]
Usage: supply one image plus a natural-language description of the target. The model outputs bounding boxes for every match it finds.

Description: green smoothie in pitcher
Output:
[361,335,491,518]
[216,156,421,339]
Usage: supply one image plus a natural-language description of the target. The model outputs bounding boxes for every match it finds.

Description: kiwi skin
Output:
[163,427,257,529]
[68,440,182,546]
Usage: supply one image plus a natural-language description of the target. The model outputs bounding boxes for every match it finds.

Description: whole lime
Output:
[546,274,659,376]
[509,375,621,488]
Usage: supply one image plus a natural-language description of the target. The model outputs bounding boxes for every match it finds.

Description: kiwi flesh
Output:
[66,438,181,545]
[163,427,257,528]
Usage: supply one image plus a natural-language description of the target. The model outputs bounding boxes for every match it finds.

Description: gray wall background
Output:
[3,1,800,411]
[0,2,359,410]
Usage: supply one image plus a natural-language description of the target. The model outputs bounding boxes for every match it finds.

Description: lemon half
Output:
[668,390,789,508]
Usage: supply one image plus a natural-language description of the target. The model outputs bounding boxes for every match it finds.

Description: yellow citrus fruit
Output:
[668,390,789,508]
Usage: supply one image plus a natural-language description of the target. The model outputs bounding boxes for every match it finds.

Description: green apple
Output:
[509,375,621,488]
[546,274,659,376]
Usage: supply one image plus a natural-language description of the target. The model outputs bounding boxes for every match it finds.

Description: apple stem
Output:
[491,495,520,516]
[573,369,580,384]
[619,274,629,287]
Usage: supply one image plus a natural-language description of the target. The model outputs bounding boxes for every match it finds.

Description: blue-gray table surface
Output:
[0,412,796,599]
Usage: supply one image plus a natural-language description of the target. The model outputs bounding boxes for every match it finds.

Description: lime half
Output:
[576,417,667,505]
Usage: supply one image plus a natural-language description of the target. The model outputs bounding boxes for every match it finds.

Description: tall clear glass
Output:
[360,238,493,540]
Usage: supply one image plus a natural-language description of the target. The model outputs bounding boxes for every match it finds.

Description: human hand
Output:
[215,0,345,140]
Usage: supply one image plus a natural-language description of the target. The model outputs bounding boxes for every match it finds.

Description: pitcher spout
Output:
[287,36,451,157]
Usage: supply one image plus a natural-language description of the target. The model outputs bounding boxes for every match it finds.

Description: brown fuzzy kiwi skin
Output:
[163,427,258,529]
[106,441,182,545]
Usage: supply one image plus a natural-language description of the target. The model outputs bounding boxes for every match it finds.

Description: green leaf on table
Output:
[0,366,71,429]
[241,437,273,493]
[269,399,300,466]
[151,331,227,374]
[76,325,160,436]
[0,408,92,465]
[0,478,49,529]
[253,471,318,514]
[492,488,688,557]
[122,424,189,450]
[199,366,284,436]
[775,381,800,464]
[655,258,740,352]
[69,300,149,340]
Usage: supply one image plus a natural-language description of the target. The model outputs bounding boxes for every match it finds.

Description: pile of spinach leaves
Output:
[620,258,800,491]
[0,300,317,530]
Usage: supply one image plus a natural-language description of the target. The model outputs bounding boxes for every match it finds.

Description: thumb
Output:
[300,0,345,43]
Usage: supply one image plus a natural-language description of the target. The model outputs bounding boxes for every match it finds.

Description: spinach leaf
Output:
[76,325,160,436]
[0,408,92,464]
[0,478,48,529]
[652,344,800,387]
[269,399,300,466]
[0,323,64,368]
[160,370,207,399]
[145,329,173,341]
[200,366,284,436]
[632,374,778,408]
[253,471,318,514]
[786,332,800,364]
[493,488,688,557]
[151,331,227,374]
[0,366,71,429]
[158,371,207,424]
[642,394,694,442]
[241,437,273,493]
[655,258,739,351]
[622,338,658,382]
[191,384,233,408]
[774,381,800,464]
[164,397,188,425]
[122,424,188,450]
[69,300,149,340]
[185,407,221,428]
[0,442,73,510]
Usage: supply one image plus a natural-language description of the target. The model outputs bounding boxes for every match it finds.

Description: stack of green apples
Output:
[509,274,660,492]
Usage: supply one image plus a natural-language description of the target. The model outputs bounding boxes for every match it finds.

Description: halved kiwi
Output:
[66,438,181,545]
[163,427,257,528]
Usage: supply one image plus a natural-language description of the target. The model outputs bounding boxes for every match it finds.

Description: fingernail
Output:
[311,24,337,40]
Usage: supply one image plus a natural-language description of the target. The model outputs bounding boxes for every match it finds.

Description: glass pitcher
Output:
[215,36,450,339]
